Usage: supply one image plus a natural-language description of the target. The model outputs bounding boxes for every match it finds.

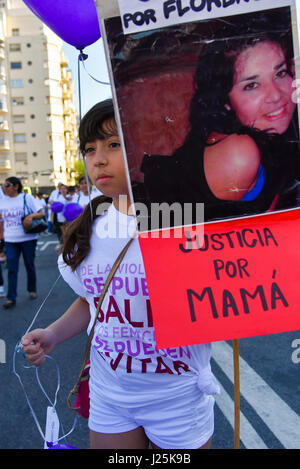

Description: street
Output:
[0,233,299,449]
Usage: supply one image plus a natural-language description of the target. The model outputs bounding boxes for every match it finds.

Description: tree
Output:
[72,159,86,184]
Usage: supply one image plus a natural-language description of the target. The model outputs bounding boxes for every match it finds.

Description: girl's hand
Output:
[21,329,57,366]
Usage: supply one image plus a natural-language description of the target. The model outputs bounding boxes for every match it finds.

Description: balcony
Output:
[0,121,8,131]
[0,85,7,95]
[62,85,71,98]
[0,100,8,113]
[0,159,11,171]
[0,138,10,150]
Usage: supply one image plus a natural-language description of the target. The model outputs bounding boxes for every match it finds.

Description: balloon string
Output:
[81,57,110,86]
[15,274,62,354]
[35,356,60,409]
[12,350,77,446]
[77,52,84,121]
[12,348,46,441]
[77,50,94,221]
[13,272,78,446]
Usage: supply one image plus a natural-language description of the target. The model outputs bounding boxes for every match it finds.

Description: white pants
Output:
[88,349,215,449]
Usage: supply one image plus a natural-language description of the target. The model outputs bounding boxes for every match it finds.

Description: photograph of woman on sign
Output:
[104,7,300,226]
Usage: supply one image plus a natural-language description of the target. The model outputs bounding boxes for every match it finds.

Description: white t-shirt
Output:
[0,193,41,242]
[74,191,100,208]
[48,188,59,203]
[35,197,47,215]
[58,204,219,406]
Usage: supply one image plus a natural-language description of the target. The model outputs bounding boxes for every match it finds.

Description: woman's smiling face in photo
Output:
[228,41,296,134]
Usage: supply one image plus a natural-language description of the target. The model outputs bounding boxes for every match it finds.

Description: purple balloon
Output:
[51,201,64,213]
[23,0,100,49]
[63,203,83,222]
[47,442,77,449]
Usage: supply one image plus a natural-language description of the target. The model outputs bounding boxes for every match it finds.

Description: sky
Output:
[63,37,112,118]
[63,2,300,119]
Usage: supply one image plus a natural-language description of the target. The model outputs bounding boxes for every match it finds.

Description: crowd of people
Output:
[0,177,101,309]
[46,179,101,243]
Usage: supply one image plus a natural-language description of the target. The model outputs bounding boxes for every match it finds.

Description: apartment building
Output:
[0,0,78,193]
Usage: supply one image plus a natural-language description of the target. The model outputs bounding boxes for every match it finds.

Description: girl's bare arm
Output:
[22,296,90,366]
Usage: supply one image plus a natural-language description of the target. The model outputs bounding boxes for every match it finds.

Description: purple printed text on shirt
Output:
[83,276,148,296]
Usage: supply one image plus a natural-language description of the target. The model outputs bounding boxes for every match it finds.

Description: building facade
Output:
[0,0,78,193]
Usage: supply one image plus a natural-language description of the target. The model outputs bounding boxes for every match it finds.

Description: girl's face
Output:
[228,41,296,134]
[83,119,129,203]
[79,178,88,194]
[59,185,68,196]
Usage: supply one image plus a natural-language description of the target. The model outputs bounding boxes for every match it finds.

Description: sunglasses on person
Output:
[3,182,14,188]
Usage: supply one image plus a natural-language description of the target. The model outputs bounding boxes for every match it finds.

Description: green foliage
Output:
[73,159,86,184]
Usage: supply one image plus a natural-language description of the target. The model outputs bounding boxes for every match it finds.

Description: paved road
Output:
[0,233,299,449]
[0,234,89,450]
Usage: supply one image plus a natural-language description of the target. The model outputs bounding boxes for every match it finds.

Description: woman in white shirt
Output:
[53,184,71,244]
[76,176,99,208]
[0,177,44,309]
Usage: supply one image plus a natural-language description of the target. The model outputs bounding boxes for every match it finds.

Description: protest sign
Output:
[118,0,285,35]
[139,209,300,347]
[102,2,300,229]
[100,0,300,344]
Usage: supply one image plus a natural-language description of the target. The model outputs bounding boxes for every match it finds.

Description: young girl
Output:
[21,99,219,450]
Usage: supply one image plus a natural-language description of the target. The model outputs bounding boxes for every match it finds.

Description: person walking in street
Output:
[0,177,44,309]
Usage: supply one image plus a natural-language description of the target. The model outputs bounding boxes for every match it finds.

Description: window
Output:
[13,115,25,123]
[30,114,35,119]
[29,96,34,102]
[9,43,21,52]
[15,153,27,163]
[14,134,26,143]
[28,79,33,84]
[27,61,32,66]
[10,62,22,69]
[12,28,19,36]
[11,79,23,88]
[12,97,24,106]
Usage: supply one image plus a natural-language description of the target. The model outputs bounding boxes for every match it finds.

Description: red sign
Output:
[139,209,300,348]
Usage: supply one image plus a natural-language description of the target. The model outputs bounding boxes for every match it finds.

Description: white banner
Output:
[118,0,293,35]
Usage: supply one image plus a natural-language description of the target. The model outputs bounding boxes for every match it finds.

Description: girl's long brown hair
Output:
[62,195,112,271]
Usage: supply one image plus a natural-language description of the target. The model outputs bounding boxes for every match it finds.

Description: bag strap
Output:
[23,194,27,216]
[67,234,136,410]
[23,194,33,217]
